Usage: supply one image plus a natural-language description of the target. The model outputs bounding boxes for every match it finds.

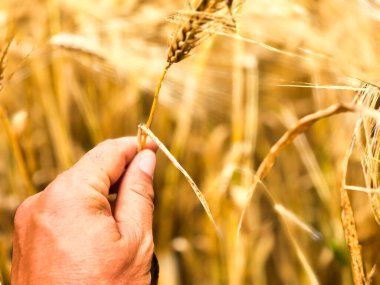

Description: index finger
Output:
[67,137,156,197]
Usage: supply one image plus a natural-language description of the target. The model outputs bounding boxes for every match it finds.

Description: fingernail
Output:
[139,151,156,178]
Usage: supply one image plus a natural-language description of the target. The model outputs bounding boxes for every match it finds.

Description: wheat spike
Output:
[49,33,107,61]
[167,0,233,66]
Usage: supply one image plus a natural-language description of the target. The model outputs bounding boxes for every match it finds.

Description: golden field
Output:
[1,0,380,284]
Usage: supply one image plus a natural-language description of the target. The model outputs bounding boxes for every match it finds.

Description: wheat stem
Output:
[0,106,35,197]
[139,64,170,150]
[146,65,170,129]
[139,1,237,151]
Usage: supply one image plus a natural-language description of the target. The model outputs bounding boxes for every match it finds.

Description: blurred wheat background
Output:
[2,0,380,284]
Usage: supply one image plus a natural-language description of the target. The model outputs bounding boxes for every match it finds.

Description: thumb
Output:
[114,149,156,238]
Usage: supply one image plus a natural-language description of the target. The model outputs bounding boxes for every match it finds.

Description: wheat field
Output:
[1,0,380,284]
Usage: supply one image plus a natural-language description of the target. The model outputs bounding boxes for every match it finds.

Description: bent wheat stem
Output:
[138,123,221,237]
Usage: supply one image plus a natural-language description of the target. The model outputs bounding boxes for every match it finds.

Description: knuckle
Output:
[38,173,79,210]
[47,169,81,195]
[84,139,121,166]
[14,207,25,230]
[14,194,39,229]
[47,169,73,190]
[42,181,66,203]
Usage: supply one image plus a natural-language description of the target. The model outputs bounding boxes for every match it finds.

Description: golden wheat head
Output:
[167,0,236,66]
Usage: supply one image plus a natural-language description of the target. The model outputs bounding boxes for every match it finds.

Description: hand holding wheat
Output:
[12,138,158,284]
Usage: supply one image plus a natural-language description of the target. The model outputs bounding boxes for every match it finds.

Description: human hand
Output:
[11,137,157,285]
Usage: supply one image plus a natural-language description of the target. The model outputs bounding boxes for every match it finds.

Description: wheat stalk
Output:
[0,106,35,197]
[341,137,368,285]
[0,40,35,197]
[139,0,237,149]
